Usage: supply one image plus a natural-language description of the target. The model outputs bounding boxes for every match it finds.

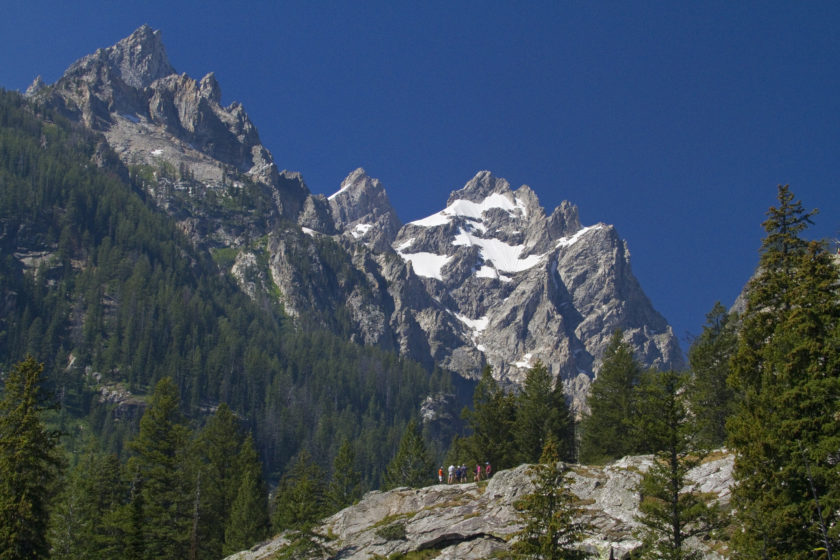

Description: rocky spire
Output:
[25,75,45,96]
[328,168,403,251]
[104,24,176,89]
[446,170,511,204]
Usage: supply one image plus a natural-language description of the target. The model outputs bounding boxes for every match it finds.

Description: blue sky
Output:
[2,1,838,348]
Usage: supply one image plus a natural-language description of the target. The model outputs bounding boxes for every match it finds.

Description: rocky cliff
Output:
[387,171,682,403]
[28,26,684,402]
[226,452,734,560]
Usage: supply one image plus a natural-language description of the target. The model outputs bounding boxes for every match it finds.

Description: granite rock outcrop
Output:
[226,452,734,560]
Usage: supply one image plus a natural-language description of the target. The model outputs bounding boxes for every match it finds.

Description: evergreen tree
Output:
[124,469,146,560]
[0,356,62,560]
[128,377,192,560]
[272,449,327,532]
[460,365,518,471]
[327,438,362,512]
[687,302,737,447]
[383,419,434,490]
[512,436,591,559]
[728,185,840,559]
[635,371,718,560]
[224,435,269,555]
[50,444,125,560]
[580,330,644,463]
[514,361,575,463]
[191,403,243,559]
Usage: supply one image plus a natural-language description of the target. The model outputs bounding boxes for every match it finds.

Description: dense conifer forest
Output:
[1,88,838,559]
[0,88,456,534]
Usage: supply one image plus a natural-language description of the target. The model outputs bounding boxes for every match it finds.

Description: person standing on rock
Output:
[447,464,455,484]
[438,466,443,483]
[474,462,482,482]
[485,461,491,479]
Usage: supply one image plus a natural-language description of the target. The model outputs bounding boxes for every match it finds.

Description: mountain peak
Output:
[198,72,221,103]
[107,25,175,88]
[63,24,176,90]
[448,170,511,204]
[328,169,402,251]
[334,167,373,194]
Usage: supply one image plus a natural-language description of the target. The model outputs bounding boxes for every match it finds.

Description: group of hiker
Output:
[438,462,491,484]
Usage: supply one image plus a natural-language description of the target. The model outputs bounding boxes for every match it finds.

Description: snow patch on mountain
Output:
[397,251,452,280]
[453,227,544,273]
[410,192,528,227]
[351,223,373,238]
[454,312,489,333]
[512,353,535,369]
[476,265,513,282]
[556,224,604,248]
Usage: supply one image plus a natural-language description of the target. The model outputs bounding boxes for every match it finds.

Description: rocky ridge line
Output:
[27,26,684,403]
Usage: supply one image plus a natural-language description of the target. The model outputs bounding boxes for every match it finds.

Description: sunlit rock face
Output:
[225,452,733,560]
[385,170,683,408]
[32,26,683,405]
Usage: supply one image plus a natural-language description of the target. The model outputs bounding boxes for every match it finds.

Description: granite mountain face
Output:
[27,26,684,403]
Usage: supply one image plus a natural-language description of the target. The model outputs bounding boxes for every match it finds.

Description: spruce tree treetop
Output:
[127,376,192,560]
[460,365,518,471]
[728,185,840,558]
[514,361,575,464]
[328,438,362,512]
[688,302,737,447]
[635,370,718,560]
[383,419,434,490]
[272,449,327,532]
[580,330,644,464]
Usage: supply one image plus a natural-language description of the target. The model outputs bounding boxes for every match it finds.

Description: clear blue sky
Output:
[2,1,838,348]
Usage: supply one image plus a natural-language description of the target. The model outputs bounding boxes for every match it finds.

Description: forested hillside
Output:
[0,89,455,487]
[3,78,839,559]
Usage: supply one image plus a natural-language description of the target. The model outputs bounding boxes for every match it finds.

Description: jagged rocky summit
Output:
[226,452,734,560]
[26,26,684,404]
[388,171,682,393]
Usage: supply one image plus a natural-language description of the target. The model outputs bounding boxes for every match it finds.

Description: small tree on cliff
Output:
[512,436,591,560]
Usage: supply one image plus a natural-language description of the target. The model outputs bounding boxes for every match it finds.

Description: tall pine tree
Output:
[512,436,591,560]
[460,365,518,471]
[514,361,576,463]
[383,419,434,490]
[327,438,362,512]
[50,443,125,560]
[687,302,737,447]
[128,377,192,560]
[728,185,840,559]
[272,449,327,532]
[0,356,62,560]
[635,371,718,560]
[580,330,644,464]
[191,403,243,560]
[224,435,269,555]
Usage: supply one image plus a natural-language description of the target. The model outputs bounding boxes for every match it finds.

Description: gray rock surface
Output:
[29,25,308,251]
[387,171,683,409]
[225,452,734,560]
[328,168,403,252]
[33,27,685,405]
